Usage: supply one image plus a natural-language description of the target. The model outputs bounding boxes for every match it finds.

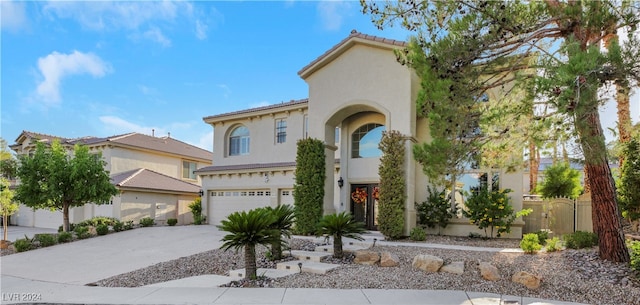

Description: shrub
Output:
[629,241,640,273]
[377,130,407,240]
[35,233,57,247]
[76,216,119,227]
[619,138,640,226]
[74,226,91,239]
[14,238,32,252]
[167,218,178,226]
[534,230,549,245]
[139,217,155,227]
[123,220,135,230]
[96,224,109,235]
[536,162,582,199]
[293,138,325,235]
[564,231,598,249]
[189,198,205,225]
[112,220,124,232]
[546,237,562,252]
[463,188,532,238]
[520,233,542,254]
[57,231,73,243]
[58,223,76,233]
[410,227,427,241]
[316,212,366,259]
[416,186,458,234]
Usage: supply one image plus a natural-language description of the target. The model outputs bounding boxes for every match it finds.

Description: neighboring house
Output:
[197,31,525,238]
[10,131,213,228]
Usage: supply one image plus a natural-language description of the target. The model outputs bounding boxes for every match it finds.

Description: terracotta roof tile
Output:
[203,99,308,122]
[298,30,407,77]
[111,168,200,194]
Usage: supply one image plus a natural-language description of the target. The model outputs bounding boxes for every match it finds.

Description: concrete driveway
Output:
[1,225,226,285]
[2,226,58,242]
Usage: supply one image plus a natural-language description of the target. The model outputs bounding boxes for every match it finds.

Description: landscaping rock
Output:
[512,271,542,290]
[88,226,98,236]
[354,250,380,265]
[479,262,500,281]
[412,254,443,273]
[440,261,465,275]
[379,252,400,267]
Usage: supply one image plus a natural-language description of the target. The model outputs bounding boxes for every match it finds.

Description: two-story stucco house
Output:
[197,31,525,238]
[10,131,213,228]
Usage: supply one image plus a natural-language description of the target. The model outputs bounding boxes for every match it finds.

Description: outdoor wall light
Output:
[298,262,303,273]
[337,177,344,188]
[198,189,204,197]
[264,172,270,183]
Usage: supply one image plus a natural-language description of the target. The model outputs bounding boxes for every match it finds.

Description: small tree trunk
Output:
[244,244,257,280]
[333,234,343,259]
[63,203,70,232]
[529,141,539,193]
[3,214,8,240]
[271,237,282,260]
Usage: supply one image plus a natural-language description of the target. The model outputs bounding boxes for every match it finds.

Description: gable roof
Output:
[203,99,308,123]
[298,30,408,79]
[11,130,212,162]
[111,168,200,194]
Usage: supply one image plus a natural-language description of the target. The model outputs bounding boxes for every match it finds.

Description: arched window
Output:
[229,126,250,156]
[351,123,385,158]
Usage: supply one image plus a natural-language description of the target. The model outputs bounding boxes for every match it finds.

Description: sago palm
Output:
[217,208,279,279]
[264,205,295,260]
[316,212,367,258]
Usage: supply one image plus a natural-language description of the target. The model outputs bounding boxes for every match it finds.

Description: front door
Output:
[350,184,379,230]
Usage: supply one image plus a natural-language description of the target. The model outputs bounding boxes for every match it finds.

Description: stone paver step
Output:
[314,244,369,253]
[228,268,296,280]
[276,260,340,275]
[290,250,331,262]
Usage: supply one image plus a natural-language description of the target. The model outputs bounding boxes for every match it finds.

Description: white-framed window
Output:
[276,119,287,143]
[229,126,250,156]
[282,190,290,196]
[182,161,197,180]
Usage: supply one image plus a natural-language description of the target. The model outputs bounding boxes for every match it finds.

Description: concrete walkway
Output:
[0,226,587,305]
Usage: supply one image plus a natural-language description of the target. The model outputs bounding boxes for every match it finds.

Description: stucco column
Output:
[324,144,337,215]
[404,138,416,235]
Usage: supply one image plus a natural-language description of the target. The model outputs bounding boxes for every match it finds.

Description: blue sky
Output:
[1,1,637,152]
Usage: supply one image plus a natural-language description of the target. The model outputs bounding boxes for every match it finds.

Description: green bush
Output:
[293,138,325,235]
[167,218,178,226]
[546,237,562,252]
[536,162,582,199]
[58,223,76,233]
[377,130,407,240]
[123,220,135,230]
[74,226,91,239]
[35,233,57,247]
[14,238,32,252]
[189,198,205,225]
[57,232,73,243]
[463,188,532,238]
[112,220,124,232]
[534,230,549,245]
[96,224,109,235]
[416,186,457,234]
[76,216,119,227]
[139,217,155,227]
[410,227,427,241]
[564,231,598,249]
[629,241,640,273]
[520,233,542,254]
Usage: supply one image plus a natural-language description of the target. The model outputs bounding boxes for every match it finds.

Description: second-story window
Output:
[276,119,287,143]
[182,161,197,180]
[229,126,250,156]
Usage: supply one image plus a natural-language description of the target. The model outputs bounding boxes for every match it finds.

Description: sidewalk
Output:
[0,226,587,305]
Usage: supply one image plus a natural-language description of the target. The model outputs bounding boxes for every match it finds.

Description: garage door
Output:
[209,190,272,226]
[279,189,295,206]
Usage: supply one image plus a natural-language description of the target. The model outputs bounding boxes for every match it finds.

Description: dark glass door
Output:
[350,184,379,230]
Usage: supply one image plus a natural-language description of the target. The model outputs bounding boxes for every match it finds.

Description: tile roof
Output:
[13,130,212,161]
[298,30,408,78]
[111,168,200,194]
[202,99,308,122]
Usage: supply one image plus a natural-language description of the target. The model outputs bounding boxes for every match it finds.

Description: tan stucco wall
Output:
[118,191,197,225]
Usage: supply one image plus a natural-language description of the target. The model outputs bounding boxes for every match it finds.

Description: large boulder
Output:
[412,254,444,273]
[440,261,465,275]
[354,250,380,265]
[512,271,542,290]
[380,252,400,267]
[479,262,500,281]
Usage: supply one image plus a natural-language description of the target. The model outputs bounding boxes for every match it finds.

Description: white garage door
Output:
[279,189,295,206]
[209,190,272,226]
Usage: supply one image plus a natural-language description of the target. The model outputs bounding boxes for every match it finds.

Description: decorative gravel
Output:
[96,237,640,305]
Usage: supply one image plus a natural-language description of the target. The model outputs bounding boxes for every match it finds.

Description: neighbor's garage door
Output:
[209,190,271,226]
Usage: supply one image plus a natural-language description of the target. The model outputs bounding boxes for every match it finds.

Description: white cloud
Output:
[195,19,208,40]
[317,1,352,31]
[99,116,156,135]
[35,50,112,105]
[1,0,28,32]
[217,84,231,98]
[143,27,171,47]
[138,85,158,96]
